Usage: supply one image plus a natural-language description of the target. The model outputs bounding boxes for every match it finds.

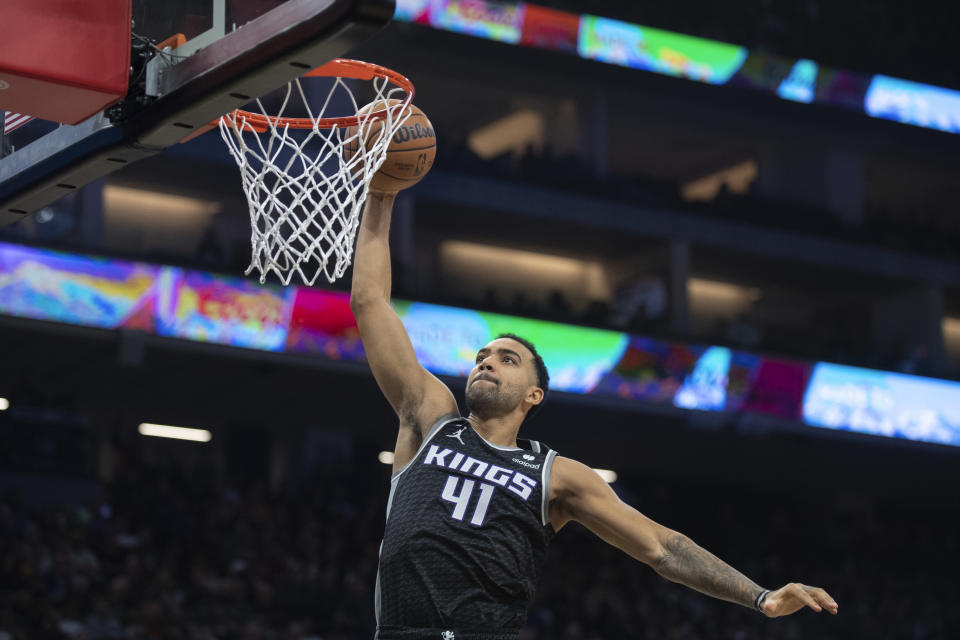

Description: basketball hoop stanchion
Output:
[217,58,414,286]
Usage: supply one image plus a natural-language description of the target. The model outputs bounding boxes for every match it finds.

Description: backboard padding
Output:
[0,0,395,225]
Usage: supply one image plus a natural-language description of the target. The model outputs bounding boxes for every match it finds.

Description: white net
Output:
[218,69,413,286]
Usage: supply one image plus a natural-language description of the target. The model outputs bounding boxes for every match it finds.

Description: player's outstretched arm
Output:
[550,456,838,617]
[350,192,458,462]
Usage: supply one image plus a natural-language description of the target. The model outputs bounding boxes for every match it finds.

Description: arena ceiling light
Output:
[0,397,9,411]
[688,278,762,317]
[440,240,611,304]
[944,318,960,350]
[378,451,396,465]
[681,160,758,202]
[593,468,618,483]
[102,185,221,252]
[945,318,960,368]
[138,423,212,443]
[688,278,761,301]
[467,109,544,160]
[103,185,221,221]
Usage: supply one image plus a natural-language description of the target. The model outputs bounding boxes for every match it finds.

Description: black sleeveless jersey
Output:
[375,415,558,640]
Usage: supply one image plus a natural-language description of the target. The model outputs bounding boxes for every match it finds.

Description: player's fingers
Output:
[807,587,839,613]
[791,583,821,612]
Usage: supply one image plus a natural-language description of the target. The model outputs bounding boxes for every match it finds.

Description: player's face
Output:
[465,338,541,419]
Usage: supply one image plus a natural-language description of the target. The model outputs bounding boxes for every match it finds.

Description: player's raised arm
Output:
[349,192,458,451]
[549,456,839,618]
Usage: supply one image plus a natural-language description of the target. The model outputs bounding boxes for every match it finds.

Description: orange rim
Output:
[221,59,415,133]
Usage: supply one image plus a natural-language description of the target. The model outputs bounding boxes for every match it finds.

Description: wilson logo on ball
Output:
[392,123,435,144]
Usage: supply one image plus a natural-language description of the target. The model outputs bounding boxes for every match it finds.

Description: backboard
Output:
[0,0,395,226]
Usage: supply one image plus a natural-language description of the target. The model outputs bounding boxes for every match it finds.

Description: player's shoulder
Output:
[551,455,593,475]
[545,456,612,531]
[548,455,606,499]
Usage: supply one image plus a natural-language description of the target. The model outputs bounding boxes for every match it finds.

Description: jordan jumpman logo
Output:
[447,426,467,445]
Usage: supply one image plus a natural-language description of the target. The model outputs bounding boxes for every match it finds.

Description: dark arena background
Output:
[2,1,960,638]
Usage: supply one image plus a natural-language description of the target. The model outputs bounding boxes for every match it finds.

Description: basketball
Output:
[344,100,437,193]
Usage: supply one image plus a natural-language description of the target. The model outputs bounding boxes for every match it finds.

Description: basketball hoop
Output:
[218,59,414,286]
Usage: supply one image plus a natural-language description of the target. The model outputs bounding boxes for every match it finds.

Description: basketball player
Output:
[350,191,838,640]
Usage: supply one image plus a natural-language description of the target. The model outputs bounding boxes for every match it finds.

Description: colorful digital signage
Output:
[395,301,629,393]
[394,0,432,24]
[392,0,960,137]
[0,242,159,330]
[865,75,960,134]
[733,357,810,420]
[519,4,579,53]
[777,59,819,104]
[3,240,959,448]
[577,15,747,85]
[285,287,364,360]
[803,363,960,447]
[430,0,527,44]
[155,268,294,351]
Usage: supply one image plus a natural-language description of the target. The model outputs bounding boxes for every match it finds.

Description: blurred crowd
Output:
[2,458,956,639]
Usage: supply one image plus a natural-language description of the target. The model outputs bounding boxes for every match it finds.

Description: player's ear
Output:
[526,386,544,407]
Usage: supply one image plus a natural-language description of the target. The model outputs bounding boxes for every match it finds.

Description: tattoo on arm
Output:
[654,533,764,609]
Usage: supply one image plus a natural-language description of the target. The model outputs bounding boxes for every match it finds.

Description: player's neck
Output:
[465,414,521,448]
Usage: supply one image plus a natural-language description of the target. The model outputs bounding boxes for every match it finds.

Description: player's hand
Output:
[761,583,838,617]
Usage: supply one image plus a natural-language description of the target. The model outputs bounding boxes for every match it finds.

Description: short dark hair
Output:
[496,333,549,422]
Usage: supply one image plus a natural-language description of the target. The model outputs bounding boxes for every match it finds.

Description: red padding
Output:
[0,1,131,125]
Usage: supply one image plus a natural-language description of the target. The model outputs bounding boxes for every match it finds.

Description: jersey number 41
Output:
[441,475,495,527]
